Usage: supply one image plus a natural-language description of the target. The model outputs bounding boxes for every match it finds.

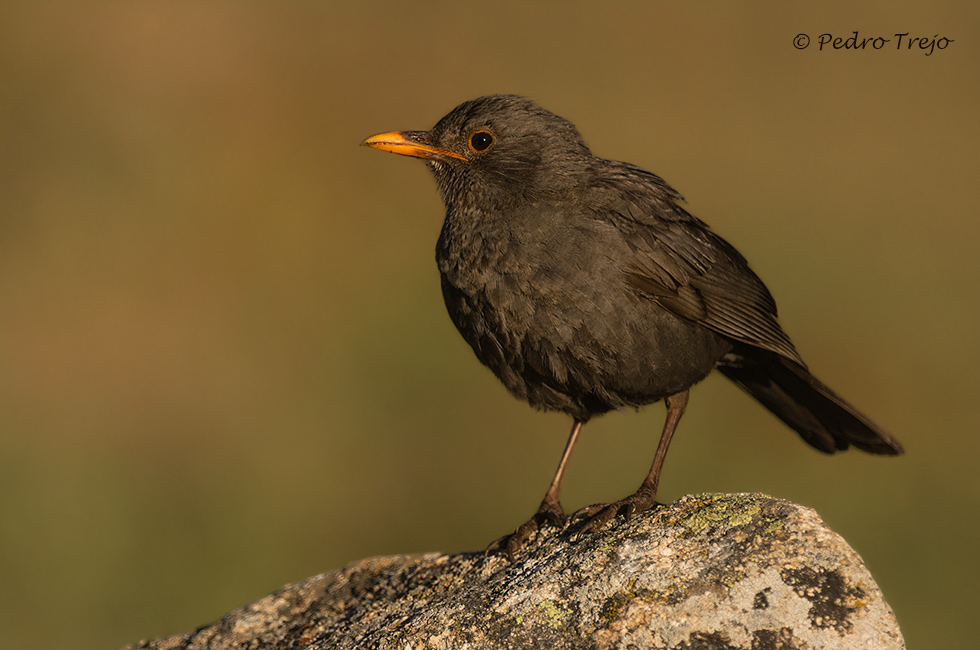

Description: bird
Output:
[362,94,903,555]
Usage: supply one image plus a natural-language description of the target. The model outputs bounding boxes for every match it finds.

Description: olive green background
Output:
[1,2,976,649]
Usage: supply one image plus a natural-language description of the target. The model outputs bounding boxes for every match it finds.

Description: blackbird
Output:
[363,95,902,554]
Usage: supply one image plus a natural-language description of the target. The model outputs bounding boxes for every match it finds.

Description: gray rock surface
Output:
[123,493,904,650]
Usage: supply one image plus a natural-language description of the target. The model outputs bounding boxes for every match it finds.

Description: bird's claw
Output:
[485,503,564,558]
[575,490,661,536]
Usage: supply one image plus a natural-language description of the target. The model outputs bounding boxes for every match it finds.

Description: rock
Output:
[123,493,904,650]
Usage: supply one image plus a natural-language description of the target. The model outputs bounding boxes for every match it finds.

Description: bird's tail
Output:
[717,350,903,455]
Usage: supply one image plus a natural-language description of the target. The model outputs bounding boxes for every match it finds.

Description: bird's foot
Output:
[486,501,564,558]
[574,489,661,535]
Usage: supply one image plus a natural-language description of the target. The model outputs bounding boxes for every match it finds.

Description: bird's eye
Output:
[468,130,494,152]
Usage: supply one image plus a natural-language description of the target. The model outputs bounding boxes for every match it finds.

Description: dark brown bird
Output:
[363,95,902,554]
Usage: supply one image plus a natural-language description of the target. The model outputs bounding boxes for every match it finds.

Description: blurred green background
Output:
[0,2,976,648]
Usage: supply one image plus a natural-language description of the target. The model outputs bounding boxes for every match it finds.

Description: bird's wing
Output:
[597,162,804,366]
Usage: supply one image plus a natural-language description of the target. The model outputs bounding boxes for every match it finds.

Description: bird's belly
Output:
[440,271,731,421]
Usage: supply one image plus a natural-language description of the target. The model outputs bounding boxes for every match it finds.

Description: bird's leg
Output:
[532,417,584,520]
[578,390,689,533]
[486,419,584,557]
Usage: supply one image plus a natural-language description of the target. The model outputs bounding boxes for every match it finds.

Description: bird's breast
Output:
[435,206,579,331]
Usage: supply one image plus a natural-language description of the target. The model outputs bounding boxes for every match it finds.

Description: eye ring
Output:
[468,130,495,153]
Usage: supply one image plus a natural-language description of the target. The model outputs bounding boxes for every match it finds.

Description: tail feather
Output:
[717,351,903,455]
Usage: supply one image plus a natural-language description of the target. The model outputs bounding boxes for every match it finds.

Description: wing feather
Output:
[594,161,804,366]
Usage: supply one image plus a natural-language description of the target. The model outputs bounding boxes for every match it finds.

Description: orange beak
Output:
[362,130,468,163]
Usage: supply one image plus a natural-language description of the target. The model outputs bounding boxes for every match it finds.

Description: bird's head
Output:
[363,95,595,210]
